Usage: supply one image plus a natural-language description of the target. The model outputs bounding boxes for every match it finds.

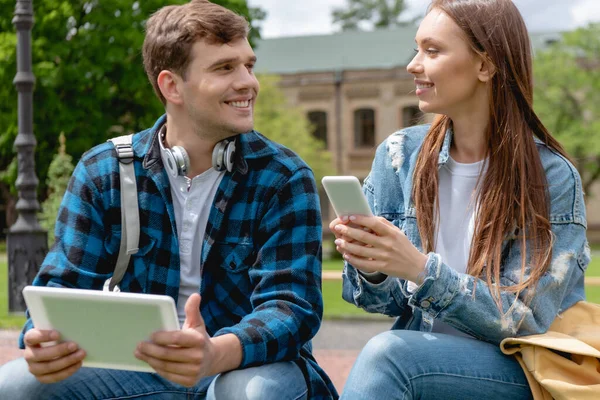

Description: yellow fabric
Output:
[500,301,600,400]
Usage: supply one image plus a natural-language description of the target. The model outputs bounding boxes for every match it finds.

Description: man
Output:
[0,1,337,398]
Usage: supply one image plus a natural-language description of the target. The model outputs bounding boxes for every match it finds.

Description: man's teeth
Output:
[230,100,250,108]
[417,83,434,89]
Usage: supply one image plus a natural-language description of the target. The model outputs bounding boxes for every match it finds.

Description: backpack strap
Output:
[105,134,139,292]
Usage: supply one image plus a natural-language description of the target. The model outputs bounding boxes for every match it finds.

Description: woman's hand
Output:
[330,215,428,283]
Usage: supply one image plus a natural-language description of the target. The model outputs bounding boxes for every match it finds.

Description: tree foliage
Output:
[533,23,600,196]
[332,0,412,31]
[39,133,74,246]
[253,75,332,183]
[0,0,263,229]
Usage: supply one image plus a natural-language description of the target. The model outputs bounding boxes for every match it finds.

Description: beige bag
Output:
[500,301,600,400]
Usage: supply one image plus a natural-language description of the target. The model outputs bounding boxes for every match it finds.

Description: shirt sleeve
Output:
[19,157,116,348]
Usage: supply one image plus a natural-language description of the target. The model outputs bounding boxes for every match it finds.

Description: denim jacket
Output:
[342,124,591,345]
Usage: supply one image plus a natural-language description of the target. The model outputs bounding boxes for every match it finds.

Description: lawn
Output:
[0,259,26,329]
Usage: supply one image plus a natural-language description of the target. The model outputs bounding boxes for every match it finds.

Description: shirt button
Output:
[420,300,431,308]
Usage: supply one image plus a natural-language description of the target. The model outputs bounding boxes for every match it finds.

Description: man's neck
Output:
[164,118,216,178]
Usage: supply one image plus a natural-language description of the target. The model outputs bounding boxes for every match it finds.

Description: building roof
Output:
[254,28,564,75]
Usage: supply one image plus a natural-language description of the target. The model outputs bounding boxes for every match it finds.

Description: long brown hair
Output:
[412,0,570,308]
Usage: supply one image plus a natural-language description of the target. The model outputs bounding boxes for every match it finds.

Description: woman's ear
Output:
[477,54,496,83]
[157,70,184,105]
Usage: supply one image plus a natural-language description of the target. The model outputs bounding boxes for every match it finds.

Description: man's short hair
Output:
[143,0,250,105]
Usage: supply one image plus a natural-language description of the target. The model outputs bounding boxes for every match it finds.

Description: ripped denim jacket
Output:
[342,124,591,344]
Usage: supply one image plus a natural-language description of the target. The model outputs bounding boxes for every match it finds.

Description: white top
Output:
[431,155,486,337]
[159,138,224,325]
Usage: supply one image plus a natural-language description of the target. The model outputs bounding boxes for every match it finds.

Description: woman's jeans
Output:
[341,330,533,400]
[0,357,307,400]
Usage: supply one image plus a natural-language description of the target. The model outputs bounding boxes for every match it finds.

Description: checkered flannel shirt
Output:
[20,115,338,399]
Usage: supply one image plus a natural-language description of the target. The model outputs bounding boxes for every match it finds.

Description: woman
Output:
[330,0,590,399]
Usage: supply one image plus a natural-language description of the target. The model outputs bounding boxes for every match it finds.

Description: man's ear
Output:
[157,70,184,105]
[477,54,496,83]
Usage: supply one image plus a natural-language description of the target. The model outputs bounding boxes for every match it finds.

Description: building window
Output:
[402,105,423,128]
[354,108,375,148]
[307,111,328,146]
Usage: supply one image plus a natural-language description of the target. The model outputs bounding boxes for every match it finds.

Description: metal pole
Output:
[8,0,47,313]
[334,70,344,174]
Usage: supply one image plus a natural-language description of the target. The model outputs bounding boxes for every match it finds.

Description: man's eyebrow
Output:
[207,55,257,69]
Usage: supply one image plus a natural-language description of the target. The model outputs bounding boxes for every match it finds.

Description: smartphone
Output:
[321,176,373,218]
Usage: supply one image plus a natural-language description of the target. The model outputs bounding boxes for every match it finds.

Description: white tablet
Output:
[322,176,373,217]
[22,286,180,372]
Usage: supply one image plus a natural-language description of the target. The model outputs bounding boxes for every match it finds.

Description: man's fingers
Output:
[134,352,200,388]
[27,349,85,377]
[151,329,206,348]
[183,293,205,331]
[35,360,83,384]
[136,341,201,363]
[24,329,59,347]
[25,341,79,363]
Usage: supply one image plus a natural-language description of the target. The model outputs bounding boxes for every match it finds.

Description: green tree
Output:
[253,75,332,183]
[533,23,600,197]
[0,0,263,229]
[39,133,74,246]
[332,0,412,31]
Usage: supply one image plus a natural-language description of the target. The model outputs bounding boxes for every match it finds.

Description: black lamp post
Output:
[7,0,47,312]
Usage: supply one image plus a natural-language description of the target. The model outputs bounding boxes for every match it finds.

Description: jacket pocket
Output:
[215,242,255,273]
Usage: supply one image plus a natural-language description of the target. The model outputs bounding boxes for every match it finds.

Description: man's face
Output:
[179,37,259,141]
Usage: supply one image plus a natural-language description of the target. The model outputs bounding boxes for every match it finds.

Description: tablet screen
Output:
[43,296,164,369]
[23,286,179,372]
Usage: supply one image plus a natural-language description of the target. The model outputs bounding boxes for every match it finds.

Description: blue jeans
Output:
[341,330,533,400]
[0,357,307,400]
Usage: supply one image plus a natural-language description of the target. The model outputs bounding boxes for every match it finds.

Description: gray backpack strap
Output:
[105,134,139,292]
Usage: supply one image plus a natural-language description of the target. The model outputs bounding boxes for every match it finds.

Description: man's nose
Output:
[233,67,258,91]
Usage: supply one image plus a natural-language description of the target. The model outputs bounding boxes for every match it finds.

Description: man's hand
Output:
[23,328,86,383]
[135,293,218,387]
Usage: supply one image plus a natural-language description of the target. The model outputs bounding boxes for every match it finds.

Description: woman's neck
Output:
[448,104,490,164]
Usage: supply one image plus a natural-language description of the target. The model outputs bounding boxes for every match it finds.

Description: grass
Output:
[0,259,26,329]
[587,253,600,277]
[321,280,381,319]
[323,258,344,271]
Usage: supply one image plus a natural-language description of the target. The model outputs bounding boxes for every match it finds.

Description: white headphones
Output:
[211,139,236,173]
[161,129,236,177]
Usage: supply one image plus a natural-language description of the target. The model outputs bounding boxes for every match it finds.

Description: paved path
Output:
[0,319,393,394]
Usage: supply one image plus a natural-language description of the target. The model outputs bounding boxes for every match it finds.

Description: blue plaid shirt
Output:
[20,115,338,399]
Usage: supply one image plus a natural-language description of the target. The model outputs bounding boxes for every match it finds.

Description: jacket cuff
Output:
[407,252,462,317]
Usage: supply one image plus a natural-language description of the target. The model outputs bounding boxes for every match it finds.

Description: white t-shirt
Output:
[159,139,224,325]
[431,155,486,337]
[407,155,486,337]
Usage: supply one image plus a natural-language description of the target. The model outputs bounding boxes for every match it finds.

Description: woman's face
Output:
[407,8,487,117]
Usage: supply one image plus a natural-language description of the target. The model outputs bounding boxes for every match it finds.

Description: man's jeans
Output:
[341,330,533,400]
[0,357,307,399]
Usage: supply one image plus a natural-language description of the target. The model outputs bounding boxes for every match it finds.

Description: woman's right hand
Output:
[329,216,369,256]
[23,328,86,383]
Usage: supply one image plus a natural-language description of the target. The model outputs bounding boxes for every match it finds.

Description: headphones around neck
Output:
[161,130,236,177]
